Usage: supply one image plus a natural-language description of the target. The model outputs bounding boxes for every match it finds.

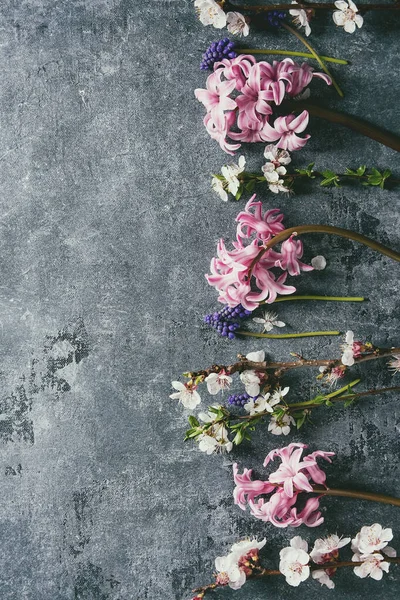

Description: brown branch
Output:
[193,557,400,595]
[228,1,400,12]
[187,347,400,379]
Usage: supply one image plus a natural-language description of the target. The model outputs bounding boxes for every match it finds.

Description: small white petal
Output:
[311,255,327,270]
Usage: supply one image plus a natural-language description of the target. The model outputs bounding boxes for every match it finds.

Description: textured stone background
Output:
[0,0,398,598]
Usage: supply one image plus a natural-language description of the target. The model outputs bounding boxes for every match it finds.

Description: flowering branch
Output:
[186,345,400,379]
[189,525,399,598]
[213,160,396,200]
[171,338,400,449]
[228,1,400,12]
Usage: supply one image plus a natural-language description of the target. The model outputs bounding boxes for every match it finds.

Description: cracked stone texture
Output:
[0,1,398,599]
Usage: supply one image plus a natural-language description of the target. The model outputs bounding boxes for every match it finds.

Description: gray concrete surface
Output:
[0,0,398,598]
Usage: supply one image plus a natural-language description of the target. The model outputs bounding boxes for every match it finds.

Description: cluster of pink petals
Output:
[195,56,331,155]
[206,196,313,310]
[233,443,335,528]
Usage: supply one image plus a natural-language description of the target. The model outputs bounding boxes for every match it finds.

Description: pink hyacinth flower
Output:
[303,450,335,487]
[276,234,314,276]
[268,445,316,498]
[236,196,285,241]
[287,62,332,98]
[262,110,311,151]
[230,110,269,143]
[259,59,296,105]
[214,54,257,92]
[235,63,274,123]
[233,463,275,510]
[203,111,241,155]
[195,70,237,127]
[297,496,324,527]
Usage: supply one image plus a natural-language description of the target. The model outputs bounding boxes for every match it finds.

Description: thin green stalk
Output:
[282,22,344,97]
[266,295,365,303]
[236,48,349,65]
[236,330,340,339]
[288,379,361,410]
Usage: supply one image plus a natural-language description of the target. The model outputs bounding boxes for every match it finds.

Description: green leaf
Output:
[345,166,366,177]
[245,179,256,193]
[310,394,327,406]
[325,399,334,407]
[188,416,199,428]
[212,173,225,181]
[320,170,340,187]
[296,412,307,430]
[235,186,243,201]
[295,162,315,178]
[233,429,244,446]
[184,428,201,441]
[344,397,355,407]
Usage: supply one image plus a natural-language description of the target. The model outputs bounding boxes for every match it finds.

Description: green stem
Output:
[281,22,344,97]
[236,48,349,65]
[248,225,400,277]
[236,330,340,338]
[288,379,360,410]
[267,295,365,303]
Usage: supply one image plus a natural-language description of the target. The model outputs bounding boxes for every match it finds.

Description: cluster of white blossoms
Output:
[262,145,291,194]
[279,525,396,588]
[212,156,246,202]
[214,538,266,589]
[197,406,233,454]
[194,0,249,36]
[351,524,397,580]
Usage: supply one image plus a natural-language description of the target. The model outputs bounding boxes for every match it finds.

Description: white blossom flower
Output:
[244,392,275,416]
[262,162,288,184]
[310,534,351,564]
[246,350,265,362]
[205,371,233,395]
[211,176,228,201]
[351,524,394,555]
[341,330,355,366]
[268,412,295,435]
[388,354,400,375]
[230,538,266,558]
[268,179,290,194]
[332,0,363,33]
[194,0,227,29]
[170,381,201,409]
[197,422,233,454]
[352,553,390,580]
[264,145,291,166]
[221,155,246,196]
[312,569,335,589]
[279,537,310,586]
[226,11,249,37]
[253,311,286,332]
[270,386,290,405]
[214,552,246,589]
[240,370,261,396]
[289,2,312,36]
[311,255,327,270]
